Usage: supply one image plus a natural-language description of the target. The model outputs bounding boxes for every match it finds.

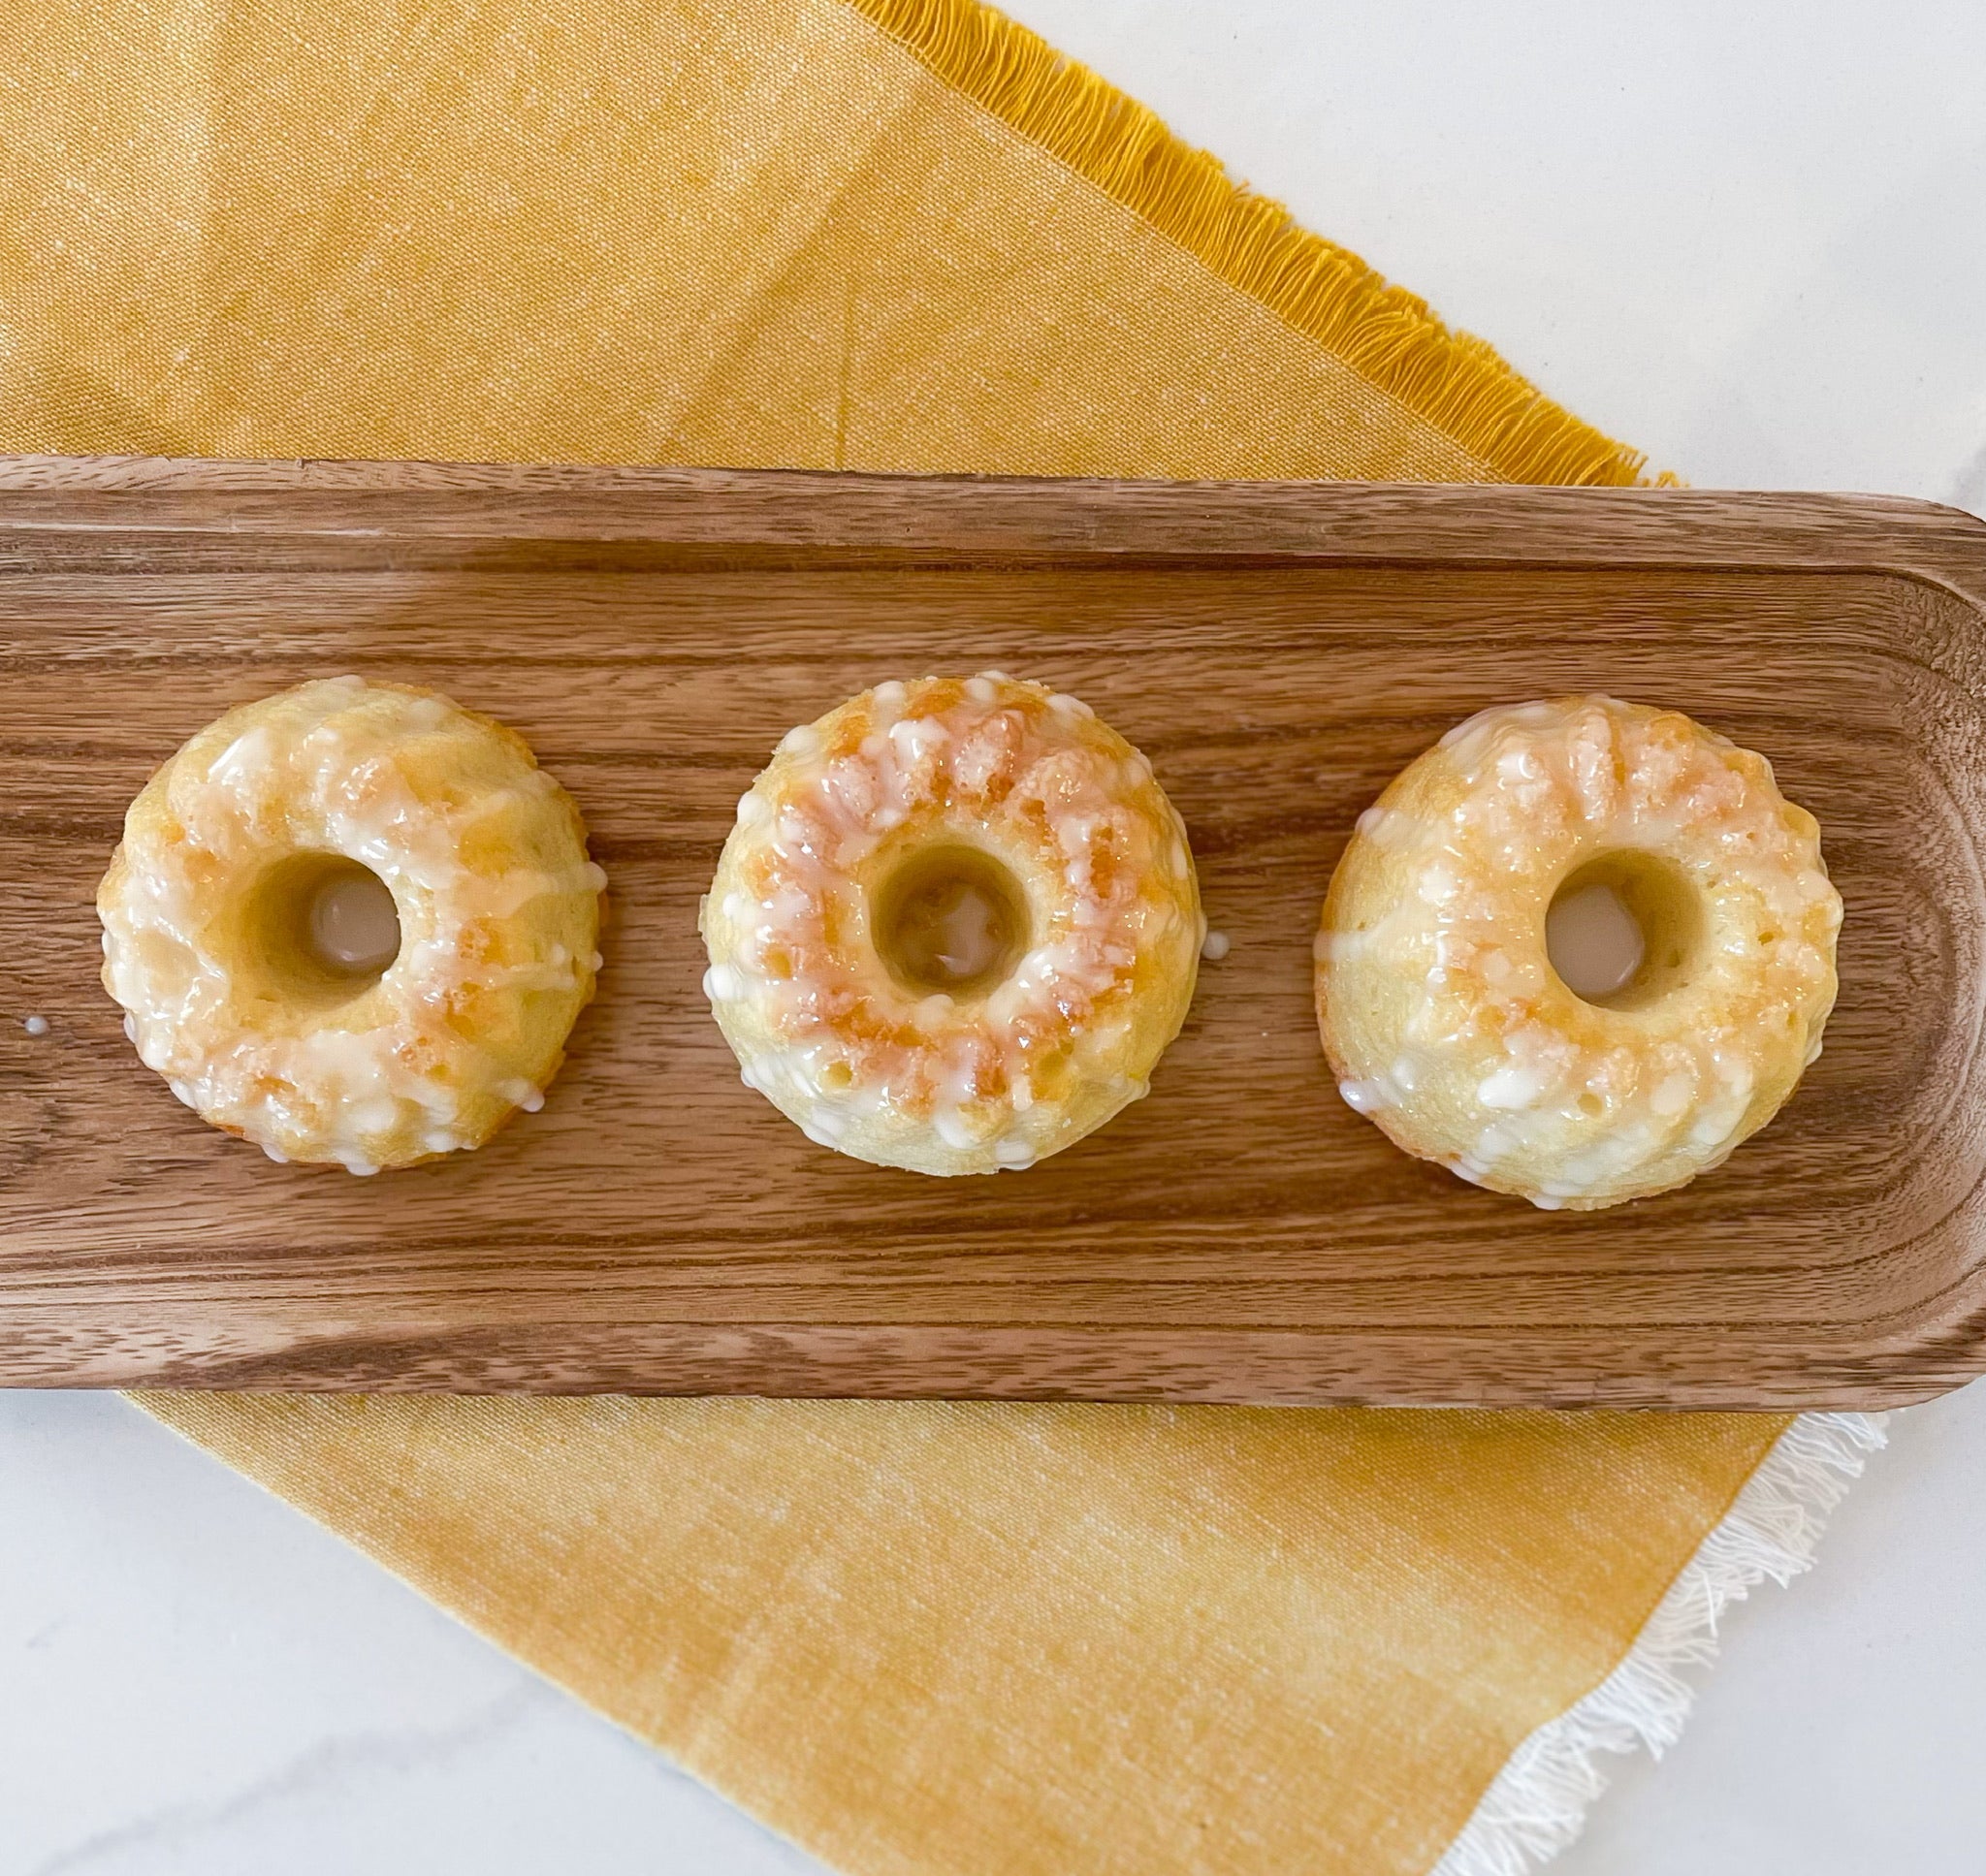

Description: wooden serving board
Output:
[4,458,1984,1408]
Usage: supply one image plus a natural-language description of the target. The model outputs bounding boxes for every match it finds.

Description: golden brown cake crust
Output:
[98,678,604,1172]
[1317,697,1841,1209]
[701,674,1202,1175]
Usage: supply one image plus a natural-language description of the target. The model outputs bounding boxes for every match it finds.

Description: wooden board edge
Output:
[3,1320,1971,1410]
[0,456,1982,604]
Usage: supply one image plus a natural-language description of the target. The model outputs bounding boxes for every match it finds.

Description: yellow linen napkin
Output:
[0,2,1872,1871]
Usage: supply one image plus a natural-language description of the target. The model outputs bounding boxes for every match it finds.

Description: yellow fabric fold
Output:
[1,0,1786,1870]
[138,1397,1782,1876]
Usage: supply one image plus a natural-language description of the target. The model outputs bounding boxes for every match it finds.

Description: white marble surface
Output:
[1008,0,1986,510]
[7,2,1986,1871]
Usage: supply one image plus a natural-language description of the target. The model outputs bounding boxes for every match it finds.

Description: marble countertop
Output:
[7,1,1985,1870]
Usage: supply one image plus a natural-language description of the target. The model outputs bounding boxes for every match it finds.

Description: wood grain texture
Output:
[3,456,1984,1407]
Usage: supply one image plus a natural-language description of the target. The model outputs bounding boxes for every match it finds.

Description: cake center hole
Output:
[241,853,401,1004]
[308,864,401,975]
[1546,852,1702,1010]
[1547,883,1645,1001]
[874,845,1029,998]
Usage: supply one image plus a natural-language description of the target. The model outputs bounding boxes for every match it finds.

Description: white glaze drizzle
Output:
[1323,697,1841,1205]
[99,679,604,1170]
[704,674,1198,1168]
